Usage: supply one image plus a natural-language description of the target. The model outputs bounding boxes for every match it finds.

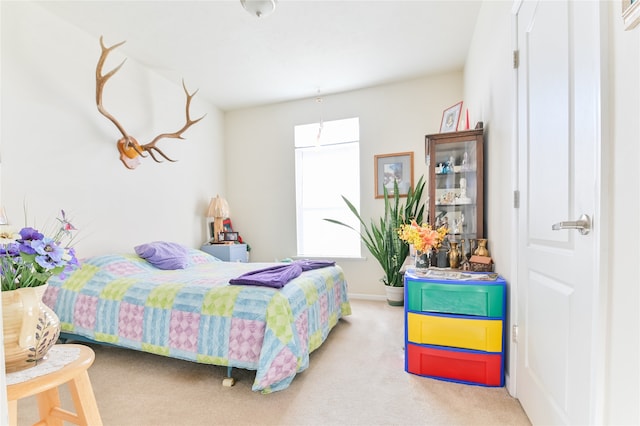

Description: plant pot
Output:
[2,284,60,373]
[385,285,404,306]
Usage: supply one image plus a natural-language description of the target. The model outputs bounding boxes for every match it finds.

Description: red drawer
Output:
[406,343,503,387]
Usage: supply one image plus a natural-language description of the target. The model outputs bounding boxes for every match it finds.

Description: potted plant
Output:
[1,210,79,372]
[325,176,426,305]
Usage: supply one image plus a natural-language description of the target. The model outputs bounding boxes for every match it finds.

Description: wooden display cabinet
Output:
[425,126,484,242]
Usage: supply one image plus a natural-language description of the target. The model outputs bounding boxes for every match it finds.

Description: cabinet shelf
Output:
[435,169,477,176]
[435,202,475,207]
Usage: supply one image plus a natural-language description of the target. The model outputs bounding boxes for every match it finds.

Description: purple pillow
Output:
[134,241,190,270]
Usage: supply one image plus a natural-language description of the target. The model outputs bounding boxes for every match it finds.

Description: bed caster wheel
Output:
[222,377,236,387]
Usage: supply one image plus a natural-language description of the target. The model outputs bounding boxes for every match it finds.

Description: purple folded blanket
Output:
[229,260,336,288]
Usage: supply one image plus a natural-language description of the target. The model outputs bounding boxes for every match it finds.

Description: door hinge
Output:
[513,50,519,69]
[512,324,519,343]
[513,190,520,208]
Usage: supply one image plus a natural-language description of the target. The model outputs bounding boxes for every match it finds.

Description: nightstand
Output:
[200,243,248,262]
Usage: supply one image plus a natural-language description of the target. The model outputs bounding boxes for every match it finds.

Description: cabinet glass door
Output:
[426,128,484,242]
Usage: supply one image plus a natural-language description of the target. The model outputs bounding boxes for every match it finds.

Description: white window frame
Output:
[294,117,361,258]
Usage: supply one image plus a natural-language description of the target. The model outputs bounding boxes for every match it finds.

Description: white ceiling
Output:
[36,0,482,111]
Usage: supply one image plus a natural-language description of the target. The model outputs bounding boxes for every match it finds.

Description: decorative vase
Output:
[449,242,461,269]
[414,250,431,272]
[475,239,490,257]
[2,284,60,373]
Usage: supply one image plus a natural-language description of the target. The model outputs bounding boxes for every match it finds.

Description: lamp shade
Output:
[207,195,230,219]
[240,0,277,18]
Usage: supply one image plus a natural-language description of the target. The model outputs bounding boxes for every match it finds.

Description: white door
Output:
[515,1,605,424]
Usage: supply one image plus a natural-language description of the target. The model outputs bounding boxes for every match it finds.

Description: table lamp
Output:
[206,195,229,243]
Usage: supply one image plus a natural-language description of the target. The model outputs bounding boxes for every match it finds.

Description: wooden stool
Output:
[6,344,103,426]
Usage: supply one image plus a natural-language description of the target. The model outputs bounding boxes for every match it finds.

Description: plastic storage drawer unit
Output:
[406,343,504,386]
[407,312,503,352]
[404,271,506,387]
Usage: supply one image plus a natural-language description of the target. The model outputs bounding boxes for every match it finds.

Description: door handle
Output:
[551,214,591,235]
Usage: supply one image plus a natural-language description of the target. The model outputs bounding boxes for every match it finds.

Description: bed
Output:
[43,245,351,393]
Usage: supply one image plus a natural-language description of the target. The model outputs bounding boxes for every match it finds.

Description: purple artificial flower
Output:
[1,243,21,257]
[31,238,64,269]
[59,247,80,279]
[19,227,44,241]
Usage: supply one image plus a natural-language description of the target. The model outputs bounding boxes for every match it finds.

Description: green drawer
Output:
[406,279,504,317]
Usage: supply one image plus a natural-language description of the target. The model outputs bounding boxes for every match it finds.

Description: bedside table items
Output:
[218,231,239,242]
[206,195,230,243]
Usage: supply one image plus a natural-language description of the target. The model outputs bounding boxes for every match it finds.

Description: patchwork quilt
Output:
[44,250,351,393]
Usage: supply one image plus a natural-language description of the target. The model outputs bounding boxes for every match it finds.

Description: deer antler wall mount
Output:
[96,36,205,169]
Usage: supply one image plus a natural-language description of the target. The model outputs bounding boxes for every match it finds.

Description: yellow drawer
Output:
[407,312,503,352]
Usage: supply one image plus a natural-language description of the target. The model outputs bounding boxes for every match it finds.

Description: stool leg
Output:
[67,371,103,426]
[36,388,64,426]
[8,399,18,426]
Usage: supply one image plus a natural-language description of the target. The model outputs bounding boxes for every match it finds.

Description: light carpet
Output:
[16,299,531,426]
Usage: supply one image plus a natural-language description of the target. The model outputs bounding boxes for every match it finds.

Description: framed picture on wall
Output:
[374,152,414,199]
[622,0,640,30]
[440,101,463,133]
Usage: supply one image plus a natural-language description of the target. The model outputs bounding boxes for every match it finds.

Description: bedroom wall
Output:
[224,73,464,297]
[464,1,639,423]
[461,0,516,389]
[0,2,225,258]
[606,2,640,423]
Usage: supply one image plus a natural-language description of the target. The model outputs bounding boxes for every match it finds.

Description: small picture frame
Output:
[440,101,463,133]
[218,231,239,242]
[374,152,414,199]
[622,0,640,30]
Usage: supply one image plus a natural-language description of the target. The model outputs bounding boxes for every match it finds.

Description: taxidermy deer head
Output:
[96,36,205,169]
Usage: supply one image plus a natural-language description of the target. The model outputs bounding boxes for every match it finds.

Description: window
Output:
[295,117,360,257]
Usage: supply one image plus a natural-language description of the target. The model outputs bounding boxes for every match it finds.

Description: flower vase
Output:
[414,250,431,272]
[2,284,60,373]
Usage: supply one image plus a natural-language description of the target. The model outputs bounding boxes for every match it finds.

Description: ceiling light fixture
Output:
[240,0,277,18]
[315,90,324,145]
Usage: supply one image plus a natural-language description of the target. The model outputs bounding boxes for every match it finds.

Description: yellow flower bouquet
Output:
[398,220,447,255]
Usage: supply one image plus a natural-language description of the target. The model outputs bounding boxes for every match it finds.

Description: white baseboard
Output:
[347,293,386,302]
